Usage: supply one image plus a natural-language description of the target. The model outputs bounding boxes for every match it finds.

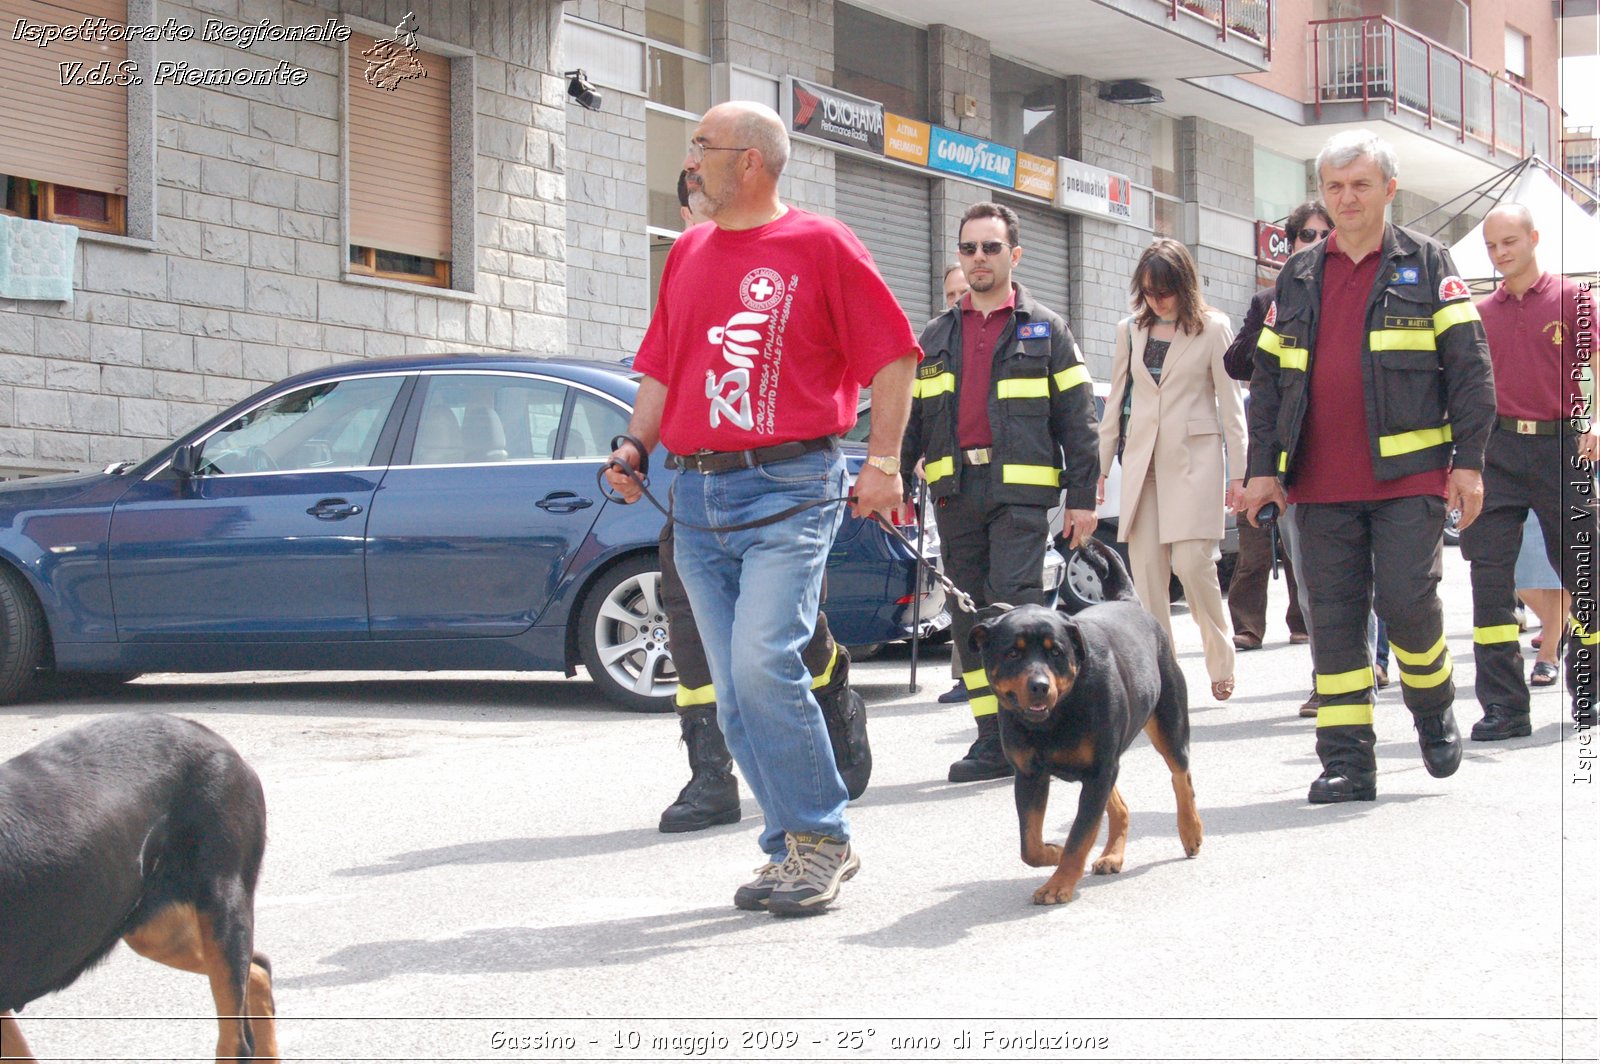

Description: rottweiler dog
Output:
[0,714,278,1062]
[970,539,1202,905]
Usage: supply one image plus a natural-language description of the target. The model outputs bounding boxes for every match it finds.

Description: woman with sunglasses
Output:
[1098,238,1248,702]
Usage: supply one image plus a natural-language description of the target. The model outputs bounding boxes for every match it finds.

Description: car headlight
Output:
[1041,547,1066,591]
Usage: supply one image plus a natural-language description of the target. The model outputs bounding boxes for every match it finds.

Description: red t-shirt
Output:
[1290,235,1448,504]
[634,208,919,454]
[956,287,1017,449]
[1478,272,1588,422]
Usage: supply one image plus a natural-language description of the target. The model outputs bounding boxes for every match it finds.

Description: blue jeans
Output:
[670,448,851,861]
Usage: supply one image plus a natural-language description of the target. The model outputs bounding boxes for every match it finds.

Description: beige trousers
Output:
[1125,474,1235,686]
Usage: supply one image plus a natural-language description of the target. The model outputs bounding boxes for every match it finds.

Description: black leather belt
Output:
[668,435,838,475]
[1496,415,1580,436]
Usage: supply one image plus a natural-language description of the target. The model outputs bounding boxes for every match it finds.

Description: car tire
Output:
[577,553,678,713]
[1059,545,1110,613]
[0,566,46,705]
[1443,510,1461,548]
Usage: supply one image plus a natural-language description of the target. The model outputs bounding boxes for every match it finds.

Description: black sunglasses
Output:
[957,240,1011,256]
[1297,227,1332,243]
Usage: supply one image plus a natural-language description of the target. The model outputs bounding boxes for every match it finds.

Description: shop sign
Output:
[884,113,930,166]
[1257,221,1291,265]
[1056,157,1132,220]
[788,77,884,153]
[1014,152,1056,200]
[927,126,1017,188]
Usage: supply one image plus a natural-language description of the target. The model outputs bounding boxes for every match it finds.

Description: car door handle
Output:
[536,491,594,513]
[307,499,364,519]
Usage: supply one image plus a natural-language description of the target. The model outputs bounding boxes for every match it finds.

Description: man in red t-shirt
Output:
[605,102,919,917]
[1462,203,1599,737]
[1242,130,1496,805]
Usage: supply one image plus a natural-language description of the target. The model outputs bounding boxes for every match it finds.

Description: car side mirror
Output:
[170,443,200,478]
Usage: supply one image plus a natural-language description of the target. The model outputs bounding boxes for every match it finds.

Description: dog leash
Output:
[599,435,981,616]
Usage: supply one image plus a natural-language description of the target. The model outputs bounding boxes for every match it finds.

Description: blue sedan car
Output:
[0,355,936,711]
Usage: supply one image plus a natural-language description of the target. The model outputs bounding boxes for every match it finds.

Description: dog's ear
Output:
[1062,619,1088,661]
[967,604,1009,655]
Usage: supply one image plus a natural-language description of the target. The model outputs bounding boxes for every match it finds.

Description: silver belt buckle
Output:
[964,447,992,465]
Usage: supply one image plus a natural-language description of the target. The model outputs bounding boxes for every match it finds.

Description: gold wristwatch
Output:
[865,455,901,476]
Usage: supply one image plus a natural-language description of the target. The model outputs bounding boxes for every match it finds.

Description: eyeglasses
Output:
[688,140,750,162]
[957,240,1011,257]
[1296,227,1332,243]
[1141,288,1174,301]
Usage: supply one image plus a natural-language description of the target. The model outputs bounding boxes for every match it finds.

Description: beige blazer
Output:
[1097,309,1247,544]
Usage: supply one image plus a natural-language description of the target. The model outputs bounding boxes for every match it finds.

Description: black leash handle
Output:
[1257,501,1281,581]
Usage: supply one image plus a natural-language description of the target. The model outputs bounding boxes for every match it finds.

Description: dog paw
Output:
[1022,843,1063,868]
[1183,840,1201,858]
[1090,855,1123,875]
[1032,882,1075,905]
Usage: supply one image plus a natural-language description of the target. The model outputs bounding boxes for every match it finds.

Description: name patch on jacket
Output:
[918,361,945,379]
[1389,267,1419,286]
[1017,322,1051,340]
[1384,315,1431,330]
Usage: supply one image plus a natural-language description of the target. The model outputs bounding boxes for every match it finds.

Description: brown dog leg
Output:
[1090,785,1128,874]
[1033,774,1117,905]
[1144,719,1203,857]
[2,1010,38,1063]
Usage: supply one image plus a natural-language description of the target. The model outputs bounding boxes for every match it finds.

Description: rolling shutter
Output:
[1005,198,1071,322]
[0,0,128,195]
[835,156,933,325]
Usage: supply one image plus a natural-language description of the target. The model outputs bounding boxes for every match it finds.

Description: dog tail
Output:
[1076,537,1139,604]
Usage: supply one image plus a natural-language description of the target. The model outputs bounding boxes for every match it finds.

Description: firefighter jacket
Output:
[901,282,1100,511]
[1247,223,1495,485]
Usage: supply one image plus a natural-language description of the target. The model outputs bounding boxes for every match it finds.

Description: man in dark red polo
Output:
[1241,130,1496,804]
[1462,203,1599,738]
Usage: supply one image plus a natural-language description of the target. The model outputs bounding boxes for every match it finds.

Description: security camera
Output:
[564,69,603,112]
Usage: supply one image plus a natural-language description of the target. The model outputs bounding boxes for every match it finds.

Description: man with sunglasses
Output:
[901,202,1100,783]
[606,102,918,917]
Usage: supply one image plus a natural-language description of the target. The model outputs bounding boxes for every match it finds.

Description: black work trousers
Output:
[660,522,843,714]
[1228,518,1307,643]
[1296,495,1454,775]
[1459,429,1599,719]
[932,464,1050,720]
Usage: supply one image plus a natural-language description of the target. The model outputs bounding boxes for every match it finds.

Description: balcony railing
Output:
[1562,128,1598,192]
[1311,16,1552,160]
[1166,0,1273,60]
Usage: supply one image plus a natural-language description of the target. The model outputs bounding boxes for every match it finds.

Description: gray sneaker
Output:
[767,832,859,917]
[733,862,782,911]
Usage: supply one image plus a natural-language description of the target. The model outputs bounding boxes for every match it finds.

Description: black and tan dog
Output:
[0,713,278,1062]
[970,539,1202,905]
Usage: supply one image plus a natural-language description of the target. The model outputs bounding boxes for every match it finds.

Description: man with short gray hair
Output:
[1241,130,1496,804]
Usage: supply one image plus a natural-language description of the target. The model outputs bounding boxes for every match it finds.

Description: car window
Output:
[197,375,404,474]
[562,390,629,460]
[410,373,574,464]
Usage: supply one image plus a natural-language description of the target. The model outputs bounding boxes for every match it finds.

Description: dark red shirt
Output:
[957,287,1017,449]
[1290,235,1448,504]
[1478,272,1587,422]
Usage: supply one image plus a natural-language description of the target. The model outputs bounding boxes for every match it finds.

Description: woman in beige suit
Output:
[1098,238,1248,701]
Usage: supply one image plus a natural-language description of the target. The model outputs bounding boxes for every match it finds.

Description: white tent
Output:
[1447,159,1600,279]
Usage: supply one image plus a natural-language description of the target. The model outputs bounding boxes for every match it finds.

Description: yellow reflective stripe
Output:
[963,667,989,689]
[1053,364,1091,392]
[1277,451,1287,473]
[1259,328,1309,371]
[810,644,839,690]
[1317,667,1375,696]
[1317,702,1375,727]
[1377,423,1453,457]
[1391,632,1447,665]
[1001,464,1060,487]
[914,372,956,399]
[925,456,955,484]
[1573,618,1600,645]
[1474,624,1521,646]
[1398,652,1453,690]
[970,694,999,717]
[675,682,715,708]
[1370,329,1436,352]
[998,377,1050,399]
[1434,301,1481,334]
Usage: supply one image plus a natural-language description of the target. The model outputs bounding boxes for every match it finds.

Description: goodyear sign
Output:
[926,126,1017,188]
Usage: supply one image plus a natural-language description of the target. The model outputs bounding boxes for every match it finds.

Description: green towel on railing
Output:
[0,215,79,302]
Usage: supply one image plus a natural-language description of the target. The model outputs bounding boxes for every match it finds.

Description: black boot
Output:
[1414,707,1462,778]
[948,713,1013,783]
[658,708,741,833]
[817,646,872,800]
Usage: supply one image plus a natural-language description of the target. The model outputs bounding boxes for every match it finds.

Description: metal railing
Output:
[1562,128,1598,190]
[1310,16,1552,160]
[1166,0,1273,61]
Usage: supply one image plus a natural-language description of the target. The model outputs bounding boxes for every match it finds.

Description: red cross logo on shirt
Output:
[739,267,785,312]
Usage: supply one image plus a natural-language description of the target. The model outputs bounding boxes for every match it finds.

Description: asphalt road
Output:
[2,548,1595,1063]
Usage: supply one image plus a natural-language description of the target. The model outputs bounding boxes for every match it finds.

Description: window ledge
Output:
[77,230,158,253]
[342,270,479,302]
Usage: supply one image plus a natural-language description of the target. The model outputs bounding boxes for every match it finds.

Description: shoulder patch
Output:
[1018,321,1051,340]
[1439,275,1470,302]
[1264,300,1278,328]
[1390,266,1420,285]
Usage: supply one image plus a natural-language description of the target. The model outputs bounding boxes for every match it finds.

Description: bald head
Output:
[1485,202,1535,235]
[704,101,790,179]
[1483,202,1541,290]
